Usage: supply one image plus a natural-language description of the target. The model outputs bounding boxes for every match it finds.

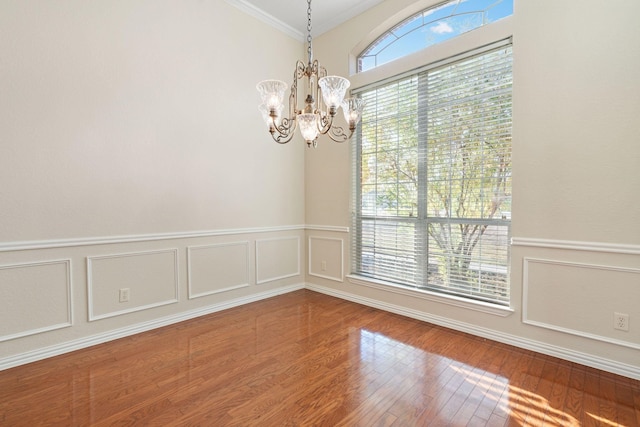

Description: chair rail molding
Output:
[0,225,307,252]
[511,237,640,255]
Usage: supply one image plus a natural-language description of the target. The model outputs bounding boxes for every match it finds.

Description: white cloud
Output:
[430,21,454,34]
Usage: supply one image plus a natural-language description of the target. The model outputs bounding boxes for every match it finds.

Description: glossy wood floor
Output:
[1,290,638,426]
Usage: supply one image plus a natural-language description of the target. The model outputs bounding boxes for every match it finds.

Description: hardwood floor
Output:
[1,290,638,426]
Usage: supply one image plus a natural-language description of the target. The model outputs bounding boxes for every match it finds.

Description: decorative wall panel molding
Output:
[256,237,300,284]
[523,257,640,350]
[308,236,344,282]
[87,249,179,321]
[187,241,250,299]
[0,260,72,342]
[511,237,640,255]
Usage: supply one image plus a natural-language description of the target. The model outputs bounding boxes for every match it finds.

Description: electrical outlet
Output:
[119,288,130,303]
[614,312,629,331]
[321,261,327,271]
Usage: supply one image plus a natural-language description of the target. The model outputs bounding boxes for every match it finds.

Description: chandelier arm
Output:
[317,112,333,135]
[292,61,307,117]
[316,113,349,143]
[269,61,301,145]
[295,60,307,81]
[272,133,296,144]
[309,60,321,77]
[270,116,297,144]
[325,125,351,143]
[269,111,297,144]
[316,64,327,113]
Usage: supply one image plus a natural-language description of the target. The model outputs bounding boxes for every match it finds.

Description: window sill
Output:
[346,275,514,317]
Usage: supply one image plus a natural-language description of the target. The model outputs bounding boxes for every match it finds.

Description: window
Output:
[358,0,513,72]
[352,40,512,306]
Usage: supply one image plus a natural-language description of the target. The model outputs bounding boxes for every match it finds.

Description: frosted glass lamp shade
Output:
[298,113,319,143]
[256,80,288,112]
[342,98,365,127]
[318,76,350,110]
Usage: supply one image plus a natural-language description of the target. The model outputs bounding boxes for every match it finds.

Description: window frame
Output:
[349,13,514,314]
[357,0,514,73]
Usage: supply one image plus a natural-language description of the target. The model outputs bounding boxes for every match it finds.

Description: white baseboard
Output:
[0,283,304,371]
[5,279,638,381]
[305,283,640,381]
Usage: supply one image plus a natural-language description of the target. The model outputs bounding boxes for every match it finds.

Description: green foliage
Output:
[357,47,512,302]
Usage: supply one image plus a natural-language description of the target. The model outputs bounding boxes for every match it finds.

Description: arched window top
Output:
[358,0,513,72]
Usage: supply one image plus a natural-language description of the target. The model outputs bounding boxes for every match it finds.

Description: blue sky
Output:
[360,0,513,71]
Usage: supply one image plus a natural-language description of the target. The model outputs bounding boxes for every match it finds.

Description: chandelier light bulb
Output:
[342,98,365,128]
[256,80,288,112]
[298,113,319,145]
[318,76,350,112]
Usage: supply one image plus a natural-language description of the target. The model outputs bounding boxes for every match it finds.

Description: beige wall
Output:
[306,0,640,378]
[0,0,306,365]
[0,0,304,241]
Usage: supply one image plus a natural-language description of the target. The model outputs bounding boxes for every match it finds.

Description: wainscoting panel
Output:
[187,242,250,299]
[0,226,306,371]
[0,260,72,342]
[308,236,344,282]
[523,257,640,349]
[87,249,179,321]
[256,237,300,284]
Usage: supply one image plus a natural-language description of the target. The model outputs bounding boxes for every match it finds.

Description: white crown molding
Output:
[312,0,384,36]
[224,0,304,41]
[306,282,640,380]
[511,237,640,255]
[225,0,383,40]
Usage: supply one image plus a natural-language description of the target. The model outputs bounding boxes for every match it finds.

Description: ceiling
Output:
[226,0,384,40]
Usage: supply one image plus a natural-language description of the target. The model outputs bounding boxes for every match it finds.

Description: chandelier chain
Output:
[307,0,313,64]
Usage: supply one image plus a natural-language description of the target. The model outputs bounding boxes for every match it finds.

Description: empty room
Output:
[1,0,639,425]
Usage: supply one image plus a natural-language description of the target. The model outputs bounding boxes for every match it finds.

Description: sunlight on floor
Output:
[452,363,582,426]
[586,412,620,427]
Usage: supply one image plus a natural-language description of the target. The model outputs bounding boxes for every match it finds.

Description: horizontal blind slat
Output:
[353,41,512,306]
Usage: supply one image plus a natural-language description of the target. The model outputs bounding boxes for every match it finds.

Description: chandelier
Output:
[256,0,365,148]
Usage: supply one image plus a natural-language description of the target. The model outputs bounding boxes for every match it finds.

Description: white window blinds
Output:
[352,40,512,305]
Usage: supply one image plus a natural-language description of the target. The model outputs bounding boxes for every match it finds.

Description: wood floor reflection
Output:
[1,290,638,426]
